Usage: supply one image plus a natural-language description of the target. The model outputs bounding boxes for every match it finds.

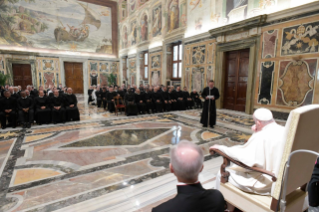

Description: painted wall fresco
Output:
[140,13,149,42]
[130,20,138,45]
[128,58,137,85]
[276,59,316,107]
[36,57,60,89]
[281,22,319,56]
[88,60,119,86]
[149,52,162,86]
[0,0,113,54]
[183,39,216,92]
[167,0,179,33]
[152,4,162,37]
[0,55,6,75]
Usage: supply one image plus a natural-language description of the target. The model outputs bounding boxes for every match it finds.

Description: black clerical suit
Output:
[88,89,94,104]
[183,91,194,109]
[162,91,171,112]
[107,92,117,113]
[134,93,146,114]
[200,87,220,127]
[34,96,51,124]
[308,157,319,207]
[144,91,154,113]
[95,90,102,107]
[101,91,108,109]
[176,90,186,110]
[191,92,202,108]
[152,183,224,212]
[0,97,17,129]
[65,94,80,121]
[51,95,66,124]
[152,91,163,113]
[169,91,177,111]
[18,97,34,126]
[125,92,138,116]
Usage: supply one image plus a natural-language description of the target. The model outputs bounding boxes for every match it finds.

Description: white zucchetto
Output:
[254,108,273,121]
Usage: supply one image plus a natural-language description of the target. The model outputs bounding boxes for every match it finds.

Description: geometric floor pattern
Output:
[0,100,286,212]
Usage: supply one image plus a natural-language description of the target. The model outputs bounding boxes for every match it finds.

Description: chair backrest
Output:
[272,105,319,200]
[113,96,122,106]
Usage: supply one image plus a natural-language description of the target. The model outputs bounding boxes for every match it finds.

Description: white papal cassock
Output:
[216,122,286,195]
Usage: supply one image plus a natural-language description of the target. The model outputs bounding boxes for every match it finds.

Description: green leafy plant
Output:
[0,72,9,86]
[107,73,117,86]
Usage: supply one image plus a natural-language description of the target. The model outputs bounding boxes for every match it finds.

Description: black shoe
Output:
[1,126,6,129]
[22,123,26,128]
[28,123,31,128]
[210,125,214,128]
[203,125,207,128]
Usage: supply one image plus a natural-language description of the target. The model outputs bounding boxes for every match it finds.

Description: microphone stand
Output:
[207,87,211,128]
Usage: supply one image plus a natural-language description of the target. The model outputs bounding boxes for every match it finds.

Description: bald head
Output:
[170,140,204,183]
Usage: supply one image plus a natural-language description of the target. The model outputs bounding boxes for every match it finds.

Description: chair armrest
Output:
[210,148,277,183]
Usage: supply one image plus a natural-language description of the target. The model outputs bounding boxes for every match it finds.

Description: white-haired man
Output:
[153,140,224,212]
[211,108,286,212]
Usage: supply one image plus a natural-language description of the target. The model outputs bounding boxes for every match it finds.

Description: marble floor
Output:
[0,99,286,212]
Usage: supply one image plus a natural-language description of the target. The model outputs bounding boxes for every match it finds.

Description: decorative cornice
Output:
[183,32,211,44]
[208,15,267,37]
[149,46,163,53]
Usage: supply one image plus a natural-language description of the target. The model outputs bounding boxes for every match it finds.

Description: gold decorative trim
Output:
[272,111,300,199]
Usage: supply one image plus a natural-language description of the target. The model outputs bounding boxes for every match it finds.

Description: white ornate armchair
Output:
[210,105,319,212]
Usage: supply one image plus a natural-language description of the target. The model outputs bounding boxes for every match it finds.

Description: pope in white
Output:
[211,108,286,211]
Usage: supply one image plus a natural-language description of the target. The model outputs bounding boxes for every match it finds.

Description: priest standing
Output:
[200,80,219,128]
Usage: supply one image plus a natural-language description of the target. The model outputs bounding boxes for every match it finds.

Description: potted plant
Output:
[107,73,117,86]
[0,72,9,86]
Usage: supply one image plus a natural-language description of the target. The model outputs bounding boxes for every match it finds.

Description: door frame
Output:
[6,59,37,87]
[214,36,260,114]
[60,58,87,102]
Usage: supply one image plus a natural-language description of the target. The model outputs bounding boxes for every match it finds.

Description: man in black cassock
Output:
[191,89,202,108]
[65,88,80,122]
[51,90,66,124]
[162,86,171,112]
[34,90,51,125]
[134,89,146,114]
[125,90,138,116]
[107,87,117,113]
[0,91,17,129]
[95,86,102,108]
[152,86,163,113]
[200,80,220,128]
[101,87,108,110]
[88,86,94,105]
[183,87,194,109]
[169,87,177,111]
[144,88,153,113]
[175,86,186,110]
[18,91,34,128]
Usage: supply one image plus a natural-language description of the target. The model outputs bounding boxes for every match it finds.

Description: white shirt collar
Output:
[177,181,199,186]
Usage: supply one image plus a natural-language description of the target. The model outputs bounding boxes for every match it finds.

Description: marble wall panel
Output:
[281,21,319,56]
[258,61,275,105]
[276,59,317,107]
[262,30,278,59]
[36,57,60,89]
[129,58,137,85]
[0,54,6,75]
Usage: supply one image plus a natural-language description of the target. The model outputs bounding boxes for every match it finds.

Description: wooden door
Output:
[223,49,249,112]
[12,64,32,90]
[64,62,83,94]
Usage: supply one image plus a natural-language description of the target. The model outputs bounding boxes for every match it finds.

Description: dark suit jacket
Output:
[152,183,224,212]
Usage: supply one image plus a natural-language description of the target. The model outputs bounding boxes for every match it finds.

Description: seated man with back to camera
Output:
[153,140,224,212]
[210,108,286,212]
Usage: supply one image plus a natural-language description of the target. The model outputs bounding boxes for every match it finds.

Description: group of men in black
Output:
[0,84,80,129]
[88,84,203,116]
